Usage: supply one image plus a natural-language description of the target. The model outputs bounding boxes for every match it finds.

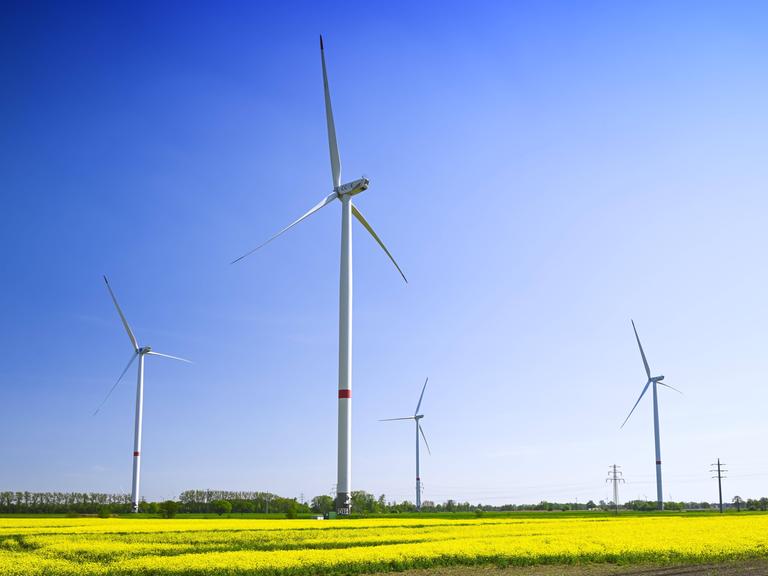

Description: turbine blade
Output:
[351,203,407,283]
[418,423,431,455]
[146,351,193,364]
[658,381,683,394]
[631,319,651,380]
[320,35,341,189]
[379,416,415,421]
[103,276,139,352]
[231,192,337,264]
[620,379,651,429]
[414,377,428,416]
[93,352,138,416]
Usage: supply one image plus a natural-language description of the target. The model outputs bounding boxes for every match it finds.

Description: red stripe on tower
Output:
[133,451,140,457]
[338,389,351,399]
[656,460,661,464]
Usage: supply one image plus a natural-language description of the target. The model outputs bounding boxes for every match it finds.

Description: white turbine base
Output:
[130,352,146,513]
[336,196,353,515]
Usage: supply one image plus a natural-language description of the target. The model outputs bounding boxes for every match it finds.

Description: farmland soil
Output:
[377,560,768,576]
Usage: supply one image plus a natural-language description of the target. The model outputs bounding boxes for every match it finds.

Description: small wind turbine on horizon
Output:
[380,378,431,511]
[231,36,407,514]
[95,276,191,513]
[620,320,681,511]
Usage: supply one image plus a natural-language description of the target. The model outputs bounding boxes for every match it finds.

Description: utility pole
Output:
[606,465,625,515]
[710,458,727,513]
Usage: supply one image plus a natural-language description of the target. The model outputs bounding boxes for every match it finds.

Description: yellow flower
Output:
[1,515,767,575]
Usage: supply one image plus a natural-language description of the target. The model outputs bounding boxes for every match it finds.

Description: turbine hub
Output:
[335,177,369,197]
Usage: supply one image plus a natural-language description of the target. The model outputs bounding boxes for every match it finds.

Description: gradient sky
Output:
[3,0,768,506]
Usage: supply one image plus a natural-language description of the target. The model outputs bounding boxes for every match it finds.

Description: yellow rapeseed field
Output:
[1,515,767,575]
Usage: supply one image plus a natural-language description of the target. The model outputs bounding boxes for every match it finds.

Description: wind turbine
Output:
[95,276,191,513]
[231,36,407,514]
[620,320,680,510]
[380,378,431,510]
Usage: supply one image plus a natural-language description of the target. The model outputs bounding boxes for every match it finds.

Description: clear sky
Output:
[2,0,768,506]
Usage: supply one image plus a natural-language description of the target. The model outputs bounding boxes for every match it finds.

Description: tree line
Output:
[1,490,764,515]
[0,492,132,514]
[178,491,308,515]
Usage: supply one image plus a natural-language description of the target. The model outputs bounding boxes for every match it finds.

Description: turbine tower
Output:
[380,378,431,510]
[96,276,191,513]
[232,36,407,514]
[620,320,680,510]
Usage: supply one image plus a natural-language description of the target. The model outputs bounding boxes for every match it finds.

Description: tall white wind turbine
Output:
[380,378,431,510]
[95,276,191,513]
[232,36,407,514]
[620,320,680,510]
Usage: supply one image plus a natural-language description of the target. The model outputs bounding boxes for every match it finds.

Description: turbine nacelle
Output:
[652,375,665,382]
[140,346,152,355]
[335,177,369,197]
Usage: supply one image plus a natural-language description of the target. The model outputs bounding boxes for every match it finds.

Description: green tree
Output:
[212,500,232,516]
[311,495,334,514]
[159,500,179,518]
[235,500,255,513]
[351,491,377,515]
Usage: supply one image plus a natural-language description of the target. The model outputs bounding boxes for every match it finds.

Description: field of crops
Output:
[1,515,768,575]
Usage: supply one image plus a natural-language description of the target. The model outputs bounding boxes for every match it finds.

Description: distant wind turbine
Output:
[232,36,407,514]
[380,378,431,510]
[96,276,191,513]
[620,320,681,511]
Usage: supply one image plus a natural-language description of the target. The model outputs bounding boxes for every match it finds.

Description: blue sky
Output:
[2,0,768,505]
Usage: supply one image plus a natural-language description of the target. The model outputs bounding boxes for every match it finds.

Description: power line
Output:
[606,464,625,515]
[710,458,728,513]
